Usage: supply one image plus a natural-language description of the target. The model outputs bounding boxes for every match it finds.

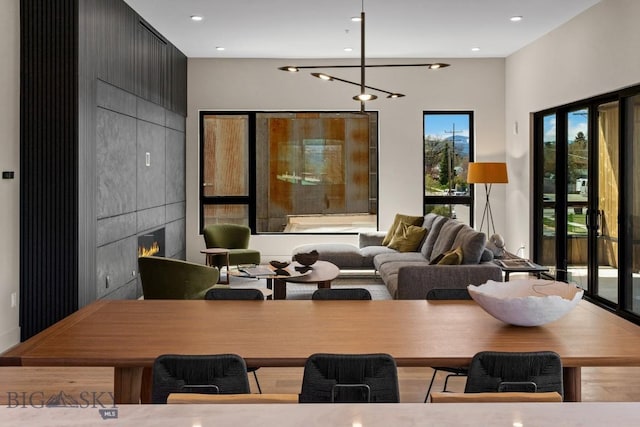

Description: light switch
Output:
[145,152,151,167]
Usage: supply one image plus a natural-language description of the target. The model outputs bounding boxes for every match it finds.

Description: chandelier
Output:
[279,1,449,111]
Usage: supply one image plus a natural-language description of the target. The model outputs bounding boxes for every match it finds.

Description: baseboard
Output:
[0,326,20,353]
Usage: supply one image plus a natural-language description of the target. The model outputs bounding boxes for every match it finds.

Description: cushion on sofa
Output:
[436,246,464,265]
[421,213,440,231]
[373,252,428,271]
[429,221,465,262]
[381,213,424,246]
[360,245,397,268]
[388,222,428,252]
[420,215,450,260]
[480,248,494,262]
[452,226,487,264]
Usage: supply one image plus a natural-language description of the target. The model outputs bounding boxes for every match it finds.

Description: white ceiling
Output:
[123,0,601,59]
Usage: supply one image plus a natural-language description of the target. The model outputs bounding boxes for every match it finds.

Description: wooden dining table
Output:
[3,299,640,404]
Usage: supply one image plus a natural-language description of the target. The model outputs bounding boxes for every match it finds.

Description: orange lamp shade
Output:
[467,162,508,184]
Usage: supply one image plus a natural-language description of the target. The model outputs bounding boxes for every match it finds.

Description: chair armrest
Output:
[359,231,387,248]
[430,391,562,403]
[396,263,503,299]
[167,393,299,404]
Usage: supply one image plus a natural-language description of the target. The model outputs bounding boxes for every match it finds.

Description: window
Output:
[200,111,378,234]
[423,111,474,225]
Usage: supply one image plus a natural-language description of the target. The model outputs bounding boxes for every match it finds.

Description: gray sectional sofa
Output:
[293,213,503,299]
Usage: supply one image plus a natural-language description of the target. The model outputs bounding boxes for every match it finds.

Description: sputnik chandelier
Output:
[279,1,449,111]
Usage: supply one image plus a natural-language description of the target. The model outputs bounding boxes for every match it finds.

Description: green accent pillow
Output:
[382,213,424,246]
[388,222,428,252]
[437,246,464,265]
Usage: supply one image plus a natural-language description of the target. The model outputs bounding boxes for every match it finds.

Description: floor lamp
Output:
[467,162,508,237]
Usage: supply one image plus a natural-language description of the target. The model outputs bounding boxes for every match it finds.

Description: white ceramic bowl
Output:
[467,279,584,327]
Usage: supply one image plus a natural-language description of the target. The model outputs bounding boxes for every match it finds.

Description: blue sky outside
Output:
[543,109,588,143]
[424,113,471,157]
[424,114,470,139]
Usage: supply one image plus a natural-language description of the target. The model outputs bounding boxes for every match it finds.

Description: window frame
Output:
[423,110,475,226]
[199,110,379,235]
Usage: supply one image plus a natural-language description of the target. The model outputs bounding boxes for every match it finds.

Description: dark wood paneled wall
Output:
[20,0,80,342]
[20,0,187,340]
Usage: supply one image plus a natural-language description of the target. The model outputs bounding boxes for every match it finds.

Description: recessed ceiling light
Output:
[190,15,203,21]
[344,47,353,52]
[471,47,480,52]
[510,16,523,22]
[215,46,225,51]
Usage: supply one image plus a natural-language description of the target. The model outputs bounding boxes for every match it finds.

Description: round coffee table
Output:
[269,260,340,300]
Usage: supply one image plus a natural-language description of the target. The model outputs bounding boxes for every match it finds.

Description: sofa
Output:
[293,213,503,299]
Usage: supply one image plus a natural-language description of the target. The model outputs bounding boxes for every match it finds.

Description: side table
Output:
[201,248,230,284]
[494,257,549,281]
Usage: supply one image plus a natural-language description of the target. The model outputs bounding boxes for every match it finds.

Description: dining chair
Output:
[138,256,220,300]
[311,288,372,300]
[299,353,400,403]
[152,354,251,404]
[423,287,472,402]
[464,351,564,399]
[204,288,265,300]
[203,287,265,392]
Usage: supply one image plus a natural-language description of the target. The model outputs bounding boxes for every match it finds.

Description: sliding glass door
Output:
[565,108,589,291]
[628,95,640,315]
[594,102,620,304]
[534,86,640,323]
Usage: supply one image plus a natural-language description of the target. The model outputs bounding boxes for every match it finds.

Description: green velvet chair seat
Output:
[138,256,221,300]
[203,224,261,268]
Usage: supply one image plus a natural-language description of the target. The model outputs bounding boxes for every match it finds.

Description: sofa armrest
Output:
[395,263,503,300]
[359,231,387,248]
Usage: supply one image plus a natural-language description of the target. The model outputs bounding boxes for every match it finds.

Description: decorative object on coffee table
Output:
[293,250,319,267]
[269,260,290,269]
[468,279,583,327]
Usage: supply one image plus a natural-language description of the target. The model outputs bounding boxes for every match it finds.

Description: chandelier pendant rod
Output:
[360,9,366,112]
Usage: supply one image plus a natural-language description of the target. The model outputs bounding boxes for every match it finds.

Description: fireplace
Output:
[138,228,165,257]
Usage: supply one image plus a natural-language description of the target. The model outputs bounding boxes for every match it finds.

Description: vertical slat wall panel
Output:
[164,45,188,114]
[20,0,79,340]
[137,20,167,105]
[20,0,187,341]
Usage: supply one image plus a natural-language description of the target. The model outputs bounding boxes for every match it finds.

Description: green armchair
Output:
[138,256,221,299]
[203,224,261,268]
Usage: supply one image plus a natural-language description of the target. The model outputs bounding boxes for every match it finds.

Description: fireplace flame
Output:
[138,241,160,257]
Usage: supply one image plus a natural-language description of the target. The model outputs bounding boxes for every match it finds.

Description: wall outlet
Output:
[11,292,17,308]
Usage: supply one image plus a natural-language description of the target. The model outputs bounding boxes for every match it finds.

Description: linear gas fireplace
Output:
[138,228,165,257]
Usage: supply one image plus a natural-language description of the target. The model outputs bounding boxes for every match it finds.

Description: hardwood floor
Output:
[1,366,639,405]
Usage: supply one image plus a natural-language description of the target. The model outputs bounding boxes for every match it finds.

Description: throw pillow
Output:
[436,246,464,265]
[382,213,424,246]
[387,222,428,252]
